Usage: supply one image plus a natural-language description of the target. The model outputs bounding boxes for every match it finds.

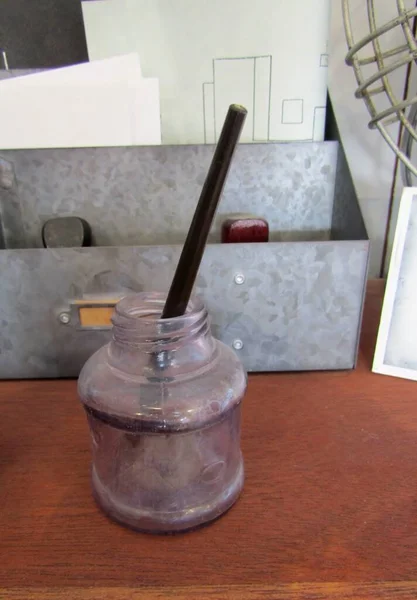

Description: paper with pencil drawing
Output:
[82,0,330,145]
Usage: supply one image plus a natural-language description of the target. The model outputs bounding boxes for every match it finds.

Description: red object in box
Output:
[221,214,269,243]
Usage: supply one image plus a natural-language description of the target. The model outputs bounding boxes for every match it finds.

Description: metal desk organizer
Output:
[0,141,369,378]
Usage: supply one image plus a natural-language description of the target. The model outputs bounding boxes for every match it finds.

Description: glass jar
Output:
[78,292,247,533]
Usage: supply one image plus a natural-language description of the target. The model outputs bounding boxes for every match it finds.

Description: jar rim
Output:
[112,291,206,328]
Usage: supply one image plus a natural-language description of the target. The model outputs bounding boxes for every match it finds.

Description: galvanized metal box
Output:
[0,140,369,378]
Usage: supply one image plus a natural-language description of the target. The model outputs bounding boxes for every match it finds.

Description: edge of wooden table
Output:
[3,582,417,599]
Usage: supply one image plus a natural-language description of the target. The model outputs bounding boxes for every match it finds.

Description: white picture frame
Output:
[373,187,417,380]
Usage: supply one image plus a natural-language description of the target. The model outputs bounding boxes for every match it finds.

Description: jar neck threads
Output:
[112,292,210,351]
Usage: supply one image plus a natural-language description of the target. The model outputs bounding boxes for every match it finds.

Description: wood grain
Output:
[2,279,417,599]
[3,582,417,599]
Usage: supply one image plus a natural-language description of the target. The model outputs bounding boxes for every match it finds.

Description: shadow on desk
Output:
[358,279,385,371]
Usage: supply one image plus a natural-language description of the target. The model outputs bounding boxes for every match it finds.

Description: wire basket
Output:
[343,0,417,183]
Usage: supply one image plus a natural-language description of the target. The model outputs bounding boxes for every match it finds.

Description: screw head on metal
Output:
[59,312,71,325]
[232,339,244,350]
[234,273,245,285]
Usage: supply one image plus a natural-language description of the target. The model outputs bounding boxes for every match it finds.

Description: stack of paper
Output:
[0,53,161,149]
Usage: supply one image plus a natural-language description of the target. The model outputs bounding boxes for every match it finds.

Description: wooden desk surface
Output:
[2,279,417,599]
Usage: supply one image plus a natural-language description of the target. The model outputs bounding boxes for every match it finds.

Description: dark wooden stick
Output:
[161,104,247,319]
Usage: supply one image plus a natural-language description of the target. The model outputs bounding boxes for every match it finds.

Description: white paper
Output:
[82,0,330,144]
[0,54,161,149]
[82,0,133,61]
[130,77,161,146]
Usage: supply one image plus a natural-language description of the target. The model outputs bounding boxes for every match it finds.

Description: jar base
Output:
[91,460,244,534]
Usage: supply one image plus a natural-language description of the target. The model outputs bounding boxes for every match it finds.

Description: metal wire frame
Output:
[343,0,417,178]
[0,49,9,71]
